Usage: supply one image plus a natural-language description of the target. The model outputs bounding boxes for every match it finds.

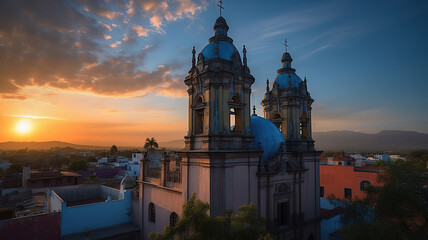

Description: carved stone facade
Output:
[138,16,321,240]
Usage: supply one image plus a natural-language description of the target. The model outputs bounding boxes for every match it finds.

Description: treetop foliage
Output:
[148,193,272,240]
[144,137,159,153]
[340,150,428,240]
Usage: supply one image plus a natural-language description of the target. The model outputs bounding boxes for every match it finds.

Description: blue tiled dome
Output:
[251,115,285,162]
[200,41,239,61]
[274,72,303,89]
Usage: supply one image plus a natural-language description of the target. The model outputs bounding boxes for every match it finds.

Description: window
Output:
[149,203,156,222]
[271,113,282,131]
[320,186,324,198]
[230,95,242,133]
[360,180,371,191]
[277,202,289,226]
[344,188,352,199]
[230,108,236,131]
[170,212,179,227]
[299,122,307,139]
[194,109,204,134]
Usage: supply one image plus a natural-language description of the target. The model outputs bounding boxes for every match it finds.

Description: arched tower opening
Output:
[300,112,308,139]
[193,95,205,134]
[229,95,242,133]
[271,112,282,131]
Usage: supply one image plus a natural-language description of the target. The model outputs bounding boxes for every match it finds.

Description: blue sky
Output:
[1,0,427,145]
[146,0,428,133]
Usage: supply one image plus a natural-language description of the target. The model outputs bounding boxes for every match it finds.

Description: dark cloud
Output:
[0,0,187,98]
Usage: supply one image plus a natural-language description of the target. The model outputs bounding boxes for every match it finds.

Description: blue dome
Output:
[251,115,285,162]
[200,41,239,61]
[274,72,303,89]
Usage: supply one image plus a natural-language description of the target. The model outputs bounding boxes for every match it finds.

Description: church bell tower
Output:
[184,16,255,150]
[179,15,261,217]
[261,46,315,151]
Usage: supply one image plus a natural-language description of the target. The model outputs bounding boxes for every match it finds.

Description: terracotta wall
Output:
[320,165,382,200]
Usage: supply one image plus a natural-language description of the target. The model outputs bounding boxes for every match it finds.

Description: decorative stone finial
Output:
[253,105,256,115]
[266,78,270,93]
[192,46,196,68]
[243,45,247,67]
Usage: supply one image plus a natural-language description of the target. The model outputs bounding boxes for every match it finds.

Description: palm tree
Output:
[144,137,159,153]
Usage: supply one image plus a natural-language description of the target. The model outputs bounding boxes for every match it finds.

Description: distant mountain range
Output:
[0,141,109,151]
[1,130,427,152]
[313,130,428,152]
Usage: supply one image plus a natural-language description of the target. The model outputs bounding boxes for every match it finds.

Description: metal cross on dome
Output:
[217,0,224,16]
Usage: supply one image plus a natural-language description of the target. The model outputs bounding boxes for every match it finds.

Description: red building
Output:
[320,165,382,200]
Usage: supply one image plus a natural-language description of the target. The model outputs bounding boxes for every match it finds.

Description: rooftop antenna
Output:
[217,0,224,17]
[284,38,288,52]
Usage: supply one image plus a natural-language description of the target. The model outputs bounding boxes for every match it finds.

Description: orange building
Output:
[320,165,382,200]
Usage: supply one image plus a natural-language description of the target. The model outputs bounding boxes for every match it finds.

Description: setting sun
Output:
[15,120,32,134]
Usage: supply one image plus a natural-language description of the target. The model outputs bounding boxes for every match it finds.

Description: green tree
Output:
[148,193,272,240]
[144,137,159,153]
[110,145,119,155]
[69,159,88,171]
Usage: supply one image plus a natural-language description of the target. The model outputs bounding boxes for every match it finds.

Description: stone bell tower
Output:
[261,46,315,151]
[179,16,261,217]
[184,16,255,151]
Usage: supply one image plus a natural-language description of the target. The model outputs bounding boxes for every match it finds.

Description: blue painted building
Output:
[47,184,135,237]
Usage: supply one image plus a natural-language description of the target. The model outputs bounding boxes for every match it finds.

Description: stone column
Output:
[142,153,149,181]
[160,153,170,187]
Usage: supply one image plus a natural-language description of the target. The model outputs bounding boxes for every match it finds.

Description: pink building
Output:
[138,16,321,240]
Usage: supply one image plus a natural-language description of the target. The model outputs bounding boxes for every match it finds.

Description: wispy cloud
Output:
[4,114,63,120]
[97,108,122,113]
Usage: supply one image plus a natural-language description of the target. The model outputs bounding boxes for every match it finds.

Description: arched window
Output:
[170,212,179,227]
[195,109,204,134]
[300,112,308,139]
[193,95,204,134]
[360,180,371,191]
[230,95,242,133]
[195,95,203,104]
[230,107,236,131]
[148,203,156,222]
[272,113,282,131]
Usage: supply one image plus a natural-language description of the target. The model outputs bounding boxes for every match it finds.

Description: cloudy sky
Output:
[0,0,427,146]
